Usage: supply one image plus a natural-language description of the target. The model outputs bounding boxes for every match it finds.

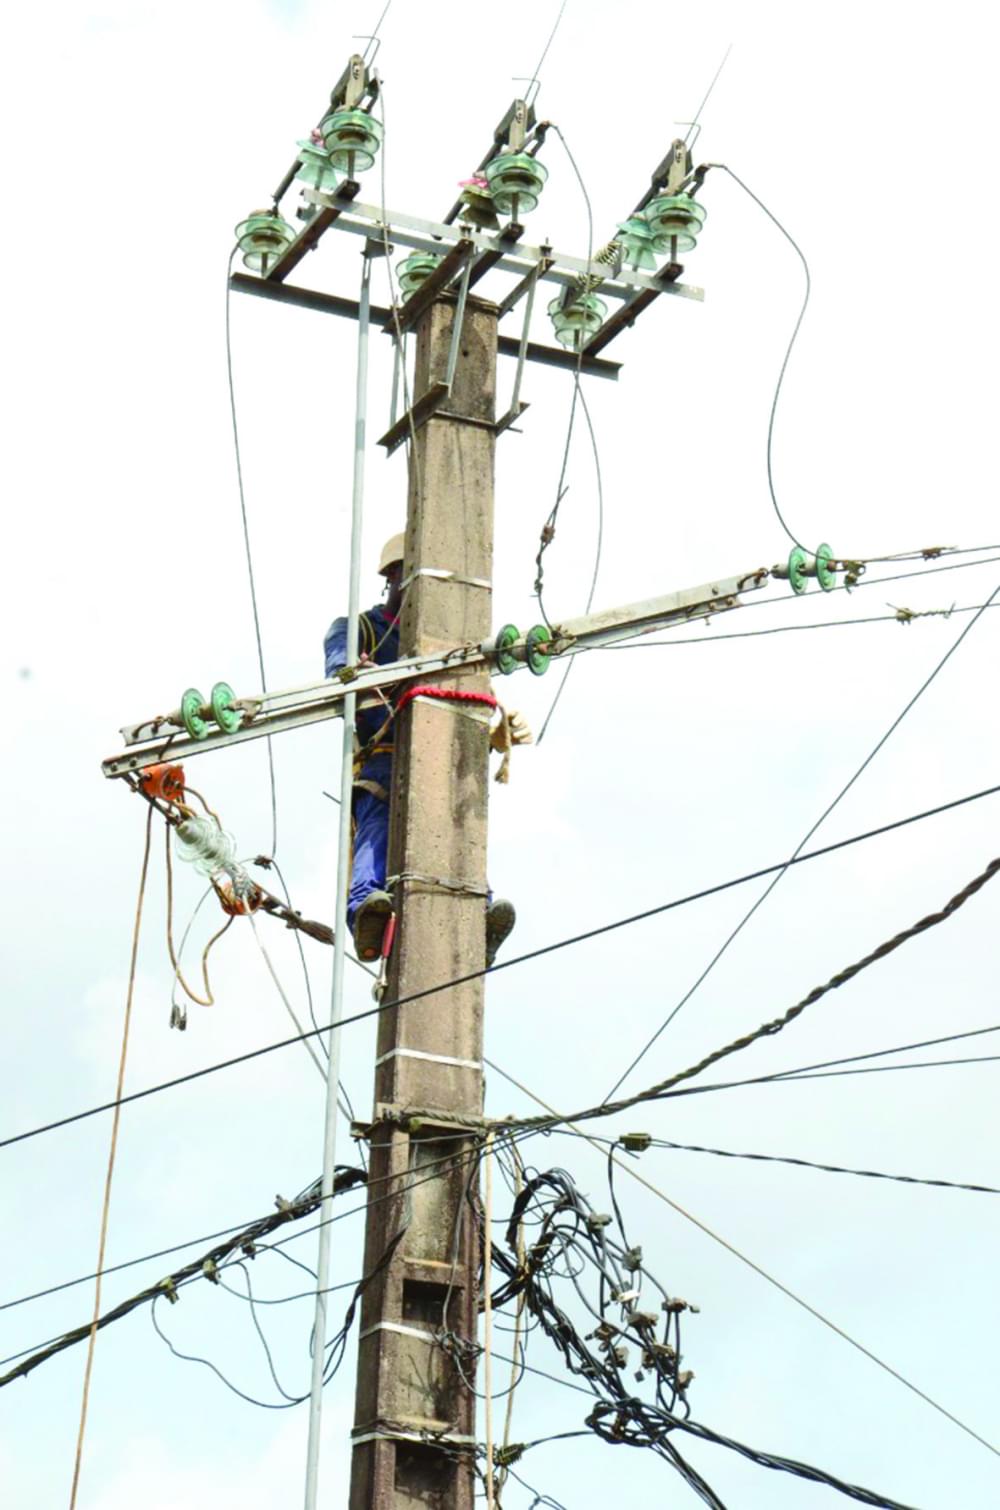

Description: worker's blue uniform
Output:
[323,605,399,927]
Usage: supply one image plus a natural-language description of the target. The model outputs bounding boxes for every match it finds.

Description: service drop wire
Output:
[707,163,812,552]
[486,1064,1000,1468]
[7,773,1000,1157]
[225,245,278,859]
[604,579,1000,1102]
[535,123,602,746]
[303,245,372,1510]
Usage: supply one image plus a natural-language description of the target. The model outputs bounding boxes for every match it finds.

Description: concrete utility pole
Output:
[349,295,497,1509]
[99,61,848,1510]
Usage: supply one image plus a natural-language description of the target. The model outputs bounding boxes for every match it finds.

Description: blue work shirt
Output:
[323,604,400,792]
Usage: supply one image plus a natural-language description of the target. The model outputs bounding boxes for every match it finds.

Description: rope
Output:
[68,805,153,1508]
[394,684,498,719]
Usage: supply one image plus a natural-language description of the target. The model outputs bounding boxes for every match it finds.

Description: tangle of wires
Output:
[148,1171,403,1411]
[485,1152,916,1509]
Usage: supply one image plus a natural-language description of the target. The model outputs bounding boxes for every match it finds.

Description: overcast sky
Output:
[3,2,1000,1507]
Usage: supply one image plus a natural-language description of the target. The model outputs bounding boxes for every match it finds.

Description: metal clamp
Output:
[387,869,490,896]
[375,1047,482,1071]
[401,567,491,592]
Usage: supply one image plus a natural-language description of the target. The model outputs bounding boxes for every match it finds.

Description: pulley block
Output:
[138,763,186,804]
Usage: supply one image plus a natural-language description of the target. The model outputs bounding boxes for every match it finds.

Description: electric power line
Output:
[5,778,1000,1155]
[506,847,1000,1134]
[603,579,1000,1101]
[647,1137,1000,1195]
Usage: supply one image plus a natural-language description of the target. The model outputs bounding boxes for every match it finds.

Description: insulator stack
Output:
[234,210,295,272]
[319,108,383,173]
[483,151,548,216]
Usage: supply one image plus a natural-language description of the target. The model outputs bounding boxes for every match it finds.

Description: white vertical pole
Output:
[304,248,371,1510]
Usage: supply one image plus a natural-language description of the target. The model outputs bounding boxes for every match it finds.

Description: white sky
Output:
[3,2,1000,1507]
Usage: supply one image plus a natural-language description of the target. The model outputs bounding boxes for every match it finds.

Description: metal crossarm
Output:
[101,568,770,779]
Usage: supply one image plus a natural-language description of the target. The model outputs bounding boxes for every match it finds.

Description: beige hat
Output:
[378,532,405,575]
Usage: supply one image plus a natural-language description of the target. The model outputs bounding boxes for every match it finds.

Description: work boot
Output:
[485,898,516,967]
[352,890,393,962]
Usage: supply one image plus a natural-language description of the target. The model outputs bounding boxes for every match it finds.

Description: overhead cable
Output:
[507,847,1000,1135]
[708,163,811,551]
[488,1166,918,1505]
[5,779,1000,1154]
[596,600,1000,650]
[0,1168,366,1390]
[225,247,278,859]
[649,1137,1000,1196]
[603,579,1000,1101]
[484,1066,1000,1463]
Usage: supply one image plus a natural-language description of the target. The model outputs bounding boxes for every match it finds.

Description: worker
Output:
[324,533,518,965]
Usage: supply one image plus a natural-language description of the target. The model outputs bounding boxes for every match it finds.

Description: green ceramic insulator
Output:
[644,193,706,255]
[458,185,499,230]
[547,292,607,351]
[397,252,442,299]
[787,546,809,595]
[493,624,520,676]
[211,682,240,734]
[320,108,383,173]
[483,152,548,216]
[616,216,658,271]
[815,543,836,592]
[525,625,553,676]
[295,141,339,193]
[233,210,295,272]
[180,688,209,740]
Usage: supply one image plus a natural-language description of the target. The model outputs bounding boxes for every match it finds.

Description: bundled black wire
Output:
[488,1160,917,1509]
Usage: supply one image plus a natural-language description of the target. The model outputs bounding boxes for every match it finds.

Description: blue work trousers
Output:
[349,789,389,927]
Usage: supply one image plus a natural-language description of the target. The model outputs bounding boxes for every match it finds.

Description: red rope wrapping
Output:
[394,683,498,719]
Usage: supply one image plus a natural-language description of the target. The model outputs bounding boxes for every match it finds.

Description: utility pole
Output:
[99,54,849,1510]
[348,294,497,1510]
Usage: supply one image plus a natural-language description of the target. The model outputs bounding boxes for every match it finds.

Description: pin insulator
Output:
[234,210,295,272]
[644,193,706,254]
[483,151,548,216]
[320,108,383,173]
[616,215,658,271]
